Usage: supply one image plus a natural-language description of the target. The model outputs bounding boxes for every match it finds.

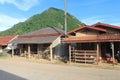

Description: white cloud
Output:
[110,22,120,26]
[81,16,120,26]
[81,16,105,25]
[0,0,39,11]
[0,14,26,31]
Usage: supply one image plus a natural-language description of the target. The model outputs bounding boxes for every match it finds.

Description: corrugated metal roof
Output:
[10,27,64,44]
[12,36,58,44]
[23,27,65,36]
[0,35,17,46]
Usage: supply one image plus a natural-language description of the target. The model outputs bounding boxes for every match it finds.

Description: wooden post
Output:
[85,51,86,64]
[96,43,99,64]
[111,42,115,65]
[11,44,14,57]
[37,44,40,54]
[69,44,71,63]
[19,45,22,56]
[37,44,40,58]
[28,44,31,58]
[50,45,53,63]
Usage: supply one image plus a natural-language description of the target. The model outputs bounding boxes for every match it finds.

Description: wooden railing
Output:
[71,50,97,64]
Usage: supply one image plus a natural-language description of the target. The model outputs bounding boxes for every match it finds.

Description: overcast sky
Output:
[0,0,120,31]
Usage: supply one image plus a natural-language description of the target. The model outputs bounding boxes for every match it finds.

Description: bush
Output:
[0,52,10,58]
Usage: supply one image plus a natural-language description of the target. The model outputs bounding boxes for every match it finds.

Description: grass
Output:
[0,52,10,58]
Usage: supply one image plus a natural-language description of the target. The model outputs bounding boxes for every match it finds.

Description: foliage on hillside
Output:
[0,7,85,36]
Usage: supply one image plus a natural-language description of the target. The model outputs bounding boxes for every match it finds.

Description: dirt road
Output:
[0,58,120,80]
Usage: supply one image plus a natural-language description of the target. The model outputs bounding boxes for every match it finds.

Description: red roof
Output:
[68,22,120,34]
[77,26,106,32]
[0,35,16,46]
[68,25,106,34]
[92,22,120,30]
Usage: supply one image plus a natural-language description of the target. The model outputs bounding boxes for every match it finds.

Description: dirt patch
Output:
[1,56,120,70]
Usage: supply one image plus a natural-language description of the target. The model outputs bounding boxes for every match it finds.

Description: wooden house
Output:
[10,27,66,61]
[62,22,120,64]
[0,35,17,53]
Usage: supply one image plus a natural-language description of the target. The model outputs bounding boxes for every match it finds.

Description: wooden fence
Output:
[71,50,97,64]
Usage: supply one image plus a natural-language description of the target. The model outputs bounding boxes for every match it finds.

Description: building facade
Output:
[62,22,120,64]
[10,27,66,61]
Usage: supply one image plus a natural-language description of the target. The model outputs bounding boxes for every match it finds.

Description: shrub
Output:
[0,52,10,58]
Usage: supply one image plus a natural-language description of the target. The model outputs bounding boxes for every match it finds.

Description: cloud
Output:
[111,23,120,26]
[81,15,120,26]
[0,14,26,31]
[0,0,39,11]
[81,16,105,25]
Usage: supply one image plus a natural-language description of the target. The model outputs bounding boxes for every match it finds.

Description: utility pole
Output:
[64,0,67,35]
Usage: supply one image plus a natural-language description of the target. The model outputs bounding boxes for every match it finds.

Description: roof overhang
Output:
[62,34,120,43]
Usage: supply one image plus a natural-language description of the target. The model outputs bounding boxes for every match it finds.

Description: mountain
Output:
[0,7,85,36]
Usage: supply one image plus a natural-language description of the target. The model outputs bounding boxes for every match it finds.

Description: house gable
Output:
[92,22,120,34]
[62,22,120,43]
[68,25,106,36]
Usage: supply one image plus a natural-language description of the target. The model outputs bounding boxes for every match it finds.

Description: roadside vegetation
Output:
[0,52,10,58]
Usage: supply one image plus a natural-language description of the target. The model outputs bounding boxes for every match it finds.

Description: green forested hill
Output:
[0,7,85,36]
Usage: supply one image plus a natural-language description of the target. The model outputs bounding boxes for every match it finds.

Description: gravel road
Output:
[0,59,120,80]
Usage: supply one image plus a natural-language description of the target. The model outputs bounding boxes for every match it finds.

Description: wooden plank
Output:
[74,57,95,59]
[74,53,96,56]
[72,50,97,53]
[75,59,95,63]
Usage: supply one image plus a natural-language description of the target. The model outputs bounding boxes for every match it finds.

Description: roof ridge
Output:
[49,27,64,34]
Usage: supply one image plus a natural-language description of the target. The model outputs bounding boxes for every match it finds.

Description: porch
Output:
[63,34,120,64]
[17,44,51,60]
[68,42,120,64]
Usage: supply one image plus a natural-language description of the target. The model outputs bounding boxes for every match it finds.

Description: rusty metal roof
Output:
[10,27,64,44]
